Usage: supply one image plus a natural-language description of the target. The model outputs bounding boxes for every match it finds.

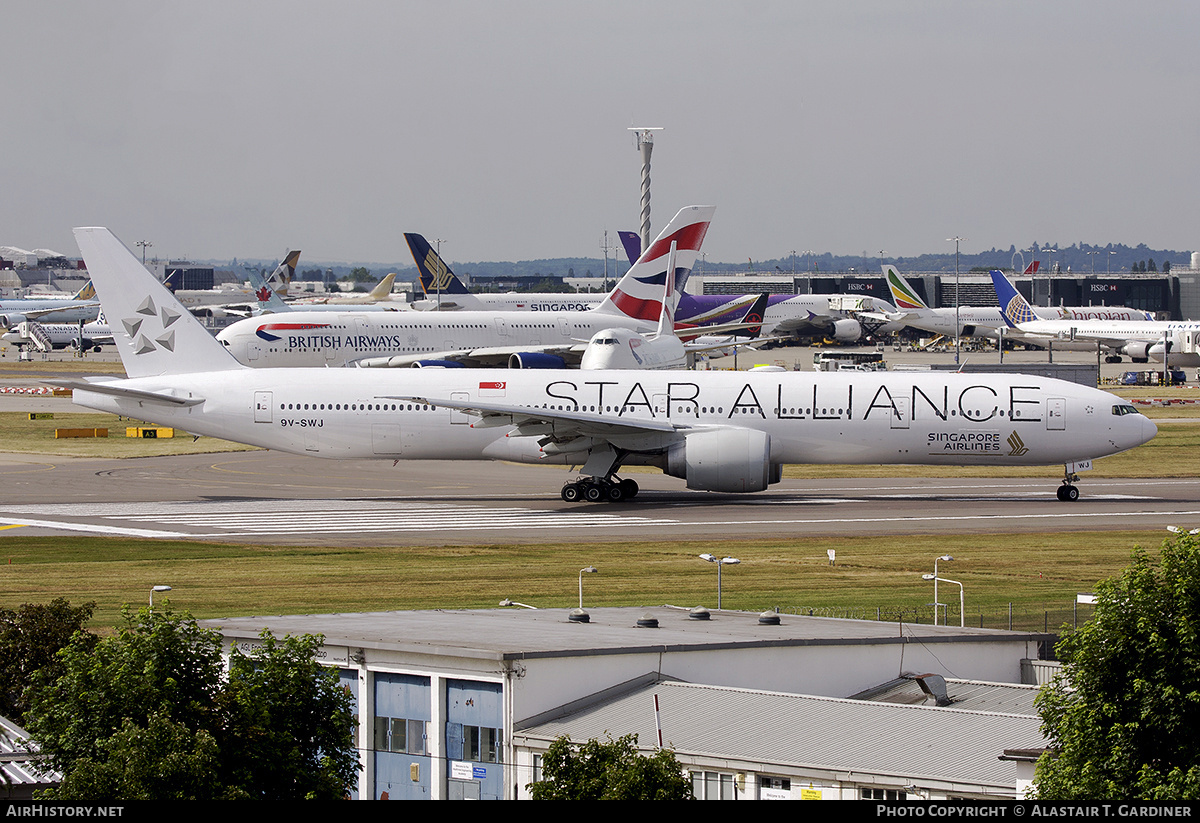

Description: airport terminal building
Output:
[202,606,1053,800]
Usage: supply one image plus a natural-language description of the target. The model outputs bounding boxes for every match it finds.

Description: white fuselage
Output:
[216,309,660,367]
[71,368,1155,476]
[1015,319,1200,366]
[899,305,1150,341]
[413,292,605,313]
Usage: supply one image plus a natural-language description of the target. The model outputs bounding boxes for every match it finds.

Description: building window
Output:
[464,725,501,763]
[861,787,905,800]
[374,715,427,755]
[690,770,736,800]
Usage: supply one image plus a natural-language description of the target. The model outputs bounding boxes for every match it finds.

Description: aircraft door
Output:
[1047,397,1066,430]
[494,317,509,338]
[558,318,572,337]
[254,391,272,423]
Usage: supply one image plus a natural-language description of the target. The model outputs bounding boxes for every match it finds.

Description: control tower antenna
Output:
[628,127,663,257]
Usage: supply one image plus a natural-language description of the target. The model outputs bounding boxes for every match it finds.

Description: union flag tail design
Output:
[595,206,714,323]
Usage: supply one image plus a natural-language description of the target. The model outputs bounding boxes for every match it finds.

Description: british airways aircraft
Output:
[217,206,718,369]
[66,225,1155,503]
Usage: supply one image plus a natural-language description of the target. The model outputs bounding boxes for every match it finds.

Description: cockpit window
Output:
[1111,404,1139,416]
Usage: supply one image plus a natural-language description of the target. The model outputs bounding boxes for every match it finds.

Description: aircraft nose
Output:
[1142,414,1158,446]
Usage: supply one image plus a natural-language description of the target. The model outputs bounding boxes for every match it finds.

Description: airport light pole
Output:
[136,241,152,266]
[923,574,964,627]
[149,584,171,609]
[929,555,953,625]
[629,127,663,255]
[947,237,965,364]
[699,554,739,610]
[579,566,597,609]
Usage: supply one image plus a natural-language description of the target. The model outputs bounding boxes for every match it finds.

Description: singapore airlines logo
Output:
[422,250,454,292]
[121,295,182,356]
[1007,431,1029,456]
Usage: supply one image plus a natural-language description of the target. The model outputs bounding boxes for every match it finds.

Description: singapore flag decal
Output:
[479,381,506,397]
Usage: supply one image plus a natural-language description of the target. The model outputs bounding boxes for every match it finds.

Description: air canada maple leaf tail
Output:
[594,205,714,322]
[73,227,242,378]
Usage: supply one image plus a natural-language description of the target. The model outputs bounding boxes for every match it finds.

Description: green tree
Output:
[0,598,95,724]
[221,632,359,799]
[528,734,693,800]
[23,607,358,800]
[1033,533,1200,799]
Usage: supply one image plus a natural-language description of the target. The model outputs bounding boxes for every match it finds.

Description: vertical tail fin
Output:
[617,230,642,267]
[365,272,397,301]
[72,280,97,301]
[990,269,1038,327]
[249,254,296,313]
[594,206,714,323]
[73,227,241,377]
[404,233,471,296]
[1023,261,1040,274]
[882,265,930,311]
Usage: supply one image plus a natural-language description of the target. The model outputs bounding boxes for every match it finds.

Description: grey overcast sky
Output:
[4,1,1197,265]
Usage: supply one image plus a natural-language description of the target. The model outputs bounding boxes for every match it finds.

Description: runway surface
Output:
[0,449,1193,546]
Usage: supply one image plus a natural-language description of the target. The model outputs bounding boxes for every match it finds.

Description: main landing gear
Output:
[561,476,639,503]
[1057,467,1081,502]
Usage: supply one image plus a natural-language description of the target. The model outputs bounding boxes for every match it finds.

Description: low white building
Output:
[201,605,1052,800]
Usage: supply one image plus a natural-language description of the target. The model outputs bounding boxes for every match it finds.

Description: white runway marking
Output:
[0,500,678,536]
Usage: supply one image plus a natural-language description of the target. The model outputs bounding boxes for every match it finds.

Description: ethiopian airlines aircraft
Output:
[992,269,1197,365]
[66,226,1155,503]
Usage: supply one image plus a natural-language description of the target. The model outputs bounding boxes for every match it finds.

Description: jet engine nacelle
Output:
[410,359,466,368]
[665,428,780,493]
[508,352,568,369]
[0,313,27,328]
[1122,341,1152,362]
[830,318,862,343]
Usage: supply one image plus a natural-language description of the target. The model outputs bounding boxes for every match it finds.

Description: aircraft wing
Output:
[353,343,588,369]
[384,392,688,438]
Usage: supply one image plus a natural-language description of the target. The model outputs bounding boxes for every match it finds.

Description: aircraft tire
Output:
[619,479,639,499]
[1057,484,1079,502]
[606,483,625,502]
[583,484,604,503]
[561,483,582,503]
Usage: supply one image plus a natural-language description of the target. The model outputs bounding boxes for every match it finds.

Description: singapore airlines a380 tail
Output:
[68,225,1156,503]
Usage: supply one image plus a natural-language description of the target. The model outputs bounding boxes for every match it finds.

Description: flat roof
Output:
[200,606,1051,663]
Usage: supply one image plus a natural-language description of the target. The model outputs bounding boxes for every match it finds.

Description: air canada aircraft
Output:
[66,225,1156,503]
[217,206,718,368]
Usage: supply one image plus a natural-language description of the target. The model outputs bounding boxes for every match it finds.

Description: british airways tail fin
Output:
[882,265,930,311]
[73,227,241,378]
[594,206,714,323]
[990,269,1038,327]
[404,233,471,296]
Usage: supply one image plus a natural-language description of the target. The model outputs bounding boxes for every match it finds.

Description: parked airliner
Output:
[993,269,1198,365]
[66,226,1156,503]
[217,206,718,368]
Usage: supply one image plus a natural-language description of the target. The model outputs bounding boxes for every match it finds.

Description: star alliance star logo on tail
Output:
[121,295,181,356]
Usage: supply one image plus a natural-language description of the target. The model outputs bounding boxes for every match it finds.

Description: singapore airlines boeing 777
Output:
[66,225,1156,503]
